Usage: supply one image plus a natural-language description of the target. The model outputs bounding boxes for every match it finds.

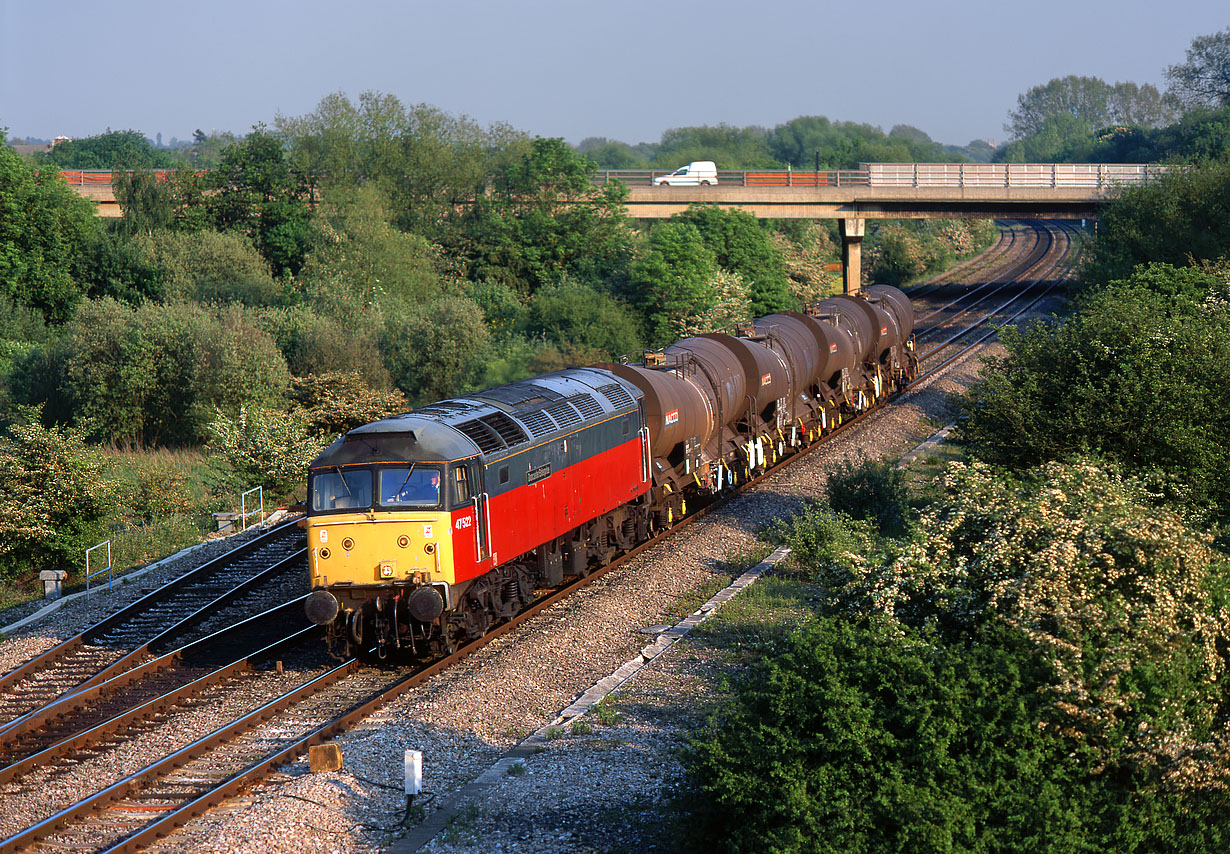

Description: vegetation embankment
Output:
[671,32,1230,847]
[0,97,999,599]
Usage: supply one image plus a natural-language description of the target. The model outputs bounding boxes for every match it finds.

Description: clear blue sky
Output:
[1,0,1225,148]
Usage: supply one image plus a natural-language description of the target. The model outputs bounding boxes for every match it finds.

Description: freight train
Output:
[302,285,916,659]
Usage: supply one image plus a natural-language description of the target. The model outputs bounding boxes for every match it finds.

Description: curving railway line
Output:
[0,220,1084,853]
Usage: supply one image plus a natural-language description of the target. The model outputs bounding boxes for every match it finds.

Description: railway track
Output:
[912,220,1081,377]
[0,522,306,729]
[0,221,1084,853]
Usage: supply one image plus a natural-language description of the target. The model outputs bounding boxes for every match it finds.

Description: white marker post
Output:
[405,749,423,812]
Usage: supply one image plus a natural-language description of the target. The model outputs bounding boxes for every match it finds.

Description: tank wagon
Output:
[302,285,916,659]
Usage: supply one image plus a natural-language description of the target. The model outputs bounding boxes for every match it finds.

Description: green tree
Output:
[1006,75,1175,140]
[957,264,1230,514]
[207,406,328,500]
[1166,27,1230,110]
[0,413,116,577]
[449,137,632,294]
[299,184,441,304]
[381,295,492,404]
[288,371,408,438]
[1084,161,1230,283]
[629,221,717,343]
[522,278,642,360]
[205,128,314,277]
[37,130,179,170]
[0,136,102,322]
[673,205,792,316]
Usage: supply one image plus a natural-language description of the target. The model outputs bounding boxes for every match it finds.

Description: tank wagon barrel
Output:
[300,286,917,660]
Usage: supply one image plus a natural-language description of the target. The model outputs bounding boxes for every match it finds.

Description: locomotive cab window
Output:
[452,466,471,503]
[311,469,373,512]
[378,467,441,508]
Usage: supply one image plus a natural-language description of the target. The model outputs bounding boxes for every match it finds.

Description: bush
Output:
[679,618,1097,854]
[523,278,642,360]
[207,407,329,501]
[0,415,116,577]
[289,371,408,438]
[957,264,1230,514]
[823,457,911,536]
[381,295,491,404]
[55,299,290,446]
[134,229,280,306]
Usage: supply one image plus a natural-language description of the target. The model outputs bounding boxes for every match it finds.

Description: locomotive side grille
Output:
[569,394,604,420]
[518,409,557,437]
[454,419,506,454]
[543,401,582,429]
[480,411,529,447]
[596,383,635,409]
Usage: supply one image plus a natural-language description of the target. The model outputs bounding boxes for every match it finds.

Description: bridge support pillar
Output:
[839,218,865,295]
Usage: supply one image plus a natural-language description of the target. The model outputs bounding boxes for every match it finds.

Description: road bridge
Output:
[602,162,1165,291]
[63,162,1167,293]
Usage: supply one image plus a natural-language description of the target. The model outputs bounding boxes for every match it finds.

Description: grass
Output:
[594,694,622,726]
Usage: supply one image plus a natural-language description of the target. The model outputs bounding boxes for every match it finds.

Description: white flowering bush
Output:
[207,407,331,501]
[808,459,1230,791]
[0,416,117,576]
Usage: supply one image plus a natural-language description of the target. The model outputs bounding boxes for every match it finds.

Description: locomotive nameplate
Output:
[528,463,552,484]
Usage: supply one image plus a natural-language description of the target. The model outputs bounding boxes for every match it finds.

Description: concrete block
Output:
[40,570,67,600]
[309,743,343,773]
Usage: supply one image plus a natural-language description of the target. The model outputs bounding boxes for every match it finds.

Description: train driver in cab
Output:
[379,467,441,507]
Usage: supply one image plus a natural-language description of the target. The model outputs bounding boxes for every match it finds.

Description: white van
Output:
[653,161,718,186]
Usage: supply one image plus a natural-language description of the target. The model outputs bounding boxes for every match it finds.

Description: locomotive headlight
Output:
[424,542,436,555]
[397,535,410,548]
[342,537,356,551]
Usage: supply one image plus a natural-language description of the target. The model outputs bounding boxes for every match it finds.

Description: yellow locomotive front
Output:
[302,418,486,659]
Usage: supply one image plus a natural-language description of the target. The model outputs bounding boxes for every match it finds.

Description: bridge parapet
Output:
[593,162,1172,189]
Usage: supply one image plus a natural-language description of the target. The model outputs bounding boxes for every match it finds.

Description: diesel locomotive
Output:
[302,285,916,659]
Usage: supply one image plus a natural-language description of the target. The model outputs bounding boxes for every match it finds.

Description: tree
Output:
[957,264,1230,514]
[0,135,102,322]
[628,221,717,343]
[1166,27,1230,110]
[205,128,314,277]
[449,137,632,294]
[36,130,179,170]
[381,295,492,404]
[1005,75,1175,140]
[1084,160,1230,282]
[673,205,792,316]
[522,278,642,360]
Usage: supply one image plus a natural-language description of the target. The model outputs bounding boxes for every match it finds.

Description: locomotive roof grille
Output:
[518,409,556,438]
[480,411,528,446]
[570,393,604,420]
[543,400,582,430]
[413,401,477,417]
[454,419,506,454]
[596,383,635,409]
[473,382,561,408]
